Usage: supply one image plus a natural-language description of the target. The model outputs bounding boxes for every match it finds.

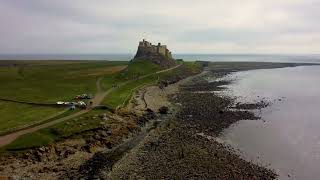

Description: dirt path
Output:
[0,109,68,136]
[0,64,182,147]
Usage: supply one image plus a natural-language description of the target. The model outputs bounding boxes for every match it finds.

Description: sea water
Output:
[0,54,320,64]
[217,65,320,180]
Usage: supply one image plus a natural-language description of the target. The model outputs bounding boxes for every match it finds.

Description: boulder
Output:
[159,106,169,114]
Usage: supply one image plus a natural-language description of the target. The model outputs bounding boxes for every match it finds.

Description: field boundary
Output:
[0,98,58,107]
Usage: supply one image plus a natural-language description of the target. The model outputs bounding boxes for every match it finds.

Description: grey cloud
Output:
[0,0,319,54]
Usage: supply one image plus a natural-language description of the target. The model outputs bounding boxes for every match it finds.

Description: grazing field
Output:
[0,60,128,103]
[0,60,127,136]
[4,109,108,150]
[0,101,64,134]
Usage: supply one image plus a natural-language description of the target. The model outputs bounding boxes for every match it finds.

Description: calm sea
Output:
[0,54,320,63]
[217,66,320,180]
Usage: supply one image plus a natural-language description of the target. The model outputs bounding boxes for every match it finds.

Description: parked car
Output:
[56,101,64,105]
[64,102,70,105]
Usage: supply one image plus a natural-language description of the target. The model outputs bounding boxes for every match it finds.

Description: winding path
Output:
[0,63,182,147]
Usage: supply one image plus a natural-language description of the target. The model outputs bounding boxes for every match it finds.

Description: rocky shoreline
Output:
[104,69,277,179]
[0,109,158,179]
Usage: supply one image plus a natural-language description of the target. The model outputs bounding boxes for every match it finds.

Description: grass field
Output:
[100,59,163,108]
[0,60,128,103]
[0,101,64,134]
[0,60,127,135]
[101,59,162,90]
[102,61,202,109]
[4,109,108,150]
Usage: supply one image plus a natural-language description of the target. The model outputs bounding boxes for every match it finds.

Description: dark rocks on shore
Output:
[180,80,230,92]
[172,92,260,136]
[158,106,169,114]
[234,100,270,110]
[119,126,276,180]
[120,74,275,179]
[105,73,277,179]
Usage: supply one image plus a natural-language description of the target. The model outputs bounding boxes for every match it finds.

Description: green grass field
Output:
[4,109,108,151]
[101,59,162,90]
[100,59,164,108]
[0,101,64,134]
[104,75,158,108]
[0,60,127,135]
[0,61,128,103]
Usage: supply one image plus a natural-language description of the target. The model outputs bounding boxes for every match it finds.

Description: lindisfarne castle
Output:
[136,39,173,59]
[133,39,176,67]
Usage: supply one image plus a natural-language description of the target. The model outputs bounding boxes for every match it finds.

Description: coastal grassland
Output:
[101,59,162,90]
[0,101,64,134]
[3,109,109,151]
[102,61,202,109]
[0,60,128,103]
[104,75,158,109]
[158,61,202,79]
[3,60,202,151]
[100,60,163,108]
[0,60,127,136]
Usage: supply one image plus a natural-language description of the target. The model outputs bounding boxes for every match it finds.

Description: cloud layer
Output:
[0,0,319,54]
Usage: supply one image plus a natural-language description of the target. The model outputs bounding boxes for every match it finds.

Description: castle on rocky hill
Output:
[133,39,176,67]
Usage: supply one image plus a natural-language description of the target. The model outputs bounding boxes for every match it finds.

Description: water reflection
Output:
[217,66,320,180]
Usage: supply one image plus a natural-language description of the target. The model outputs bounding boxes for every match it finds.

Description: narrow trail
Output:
[0,64,182,147]
[0,109,68,136]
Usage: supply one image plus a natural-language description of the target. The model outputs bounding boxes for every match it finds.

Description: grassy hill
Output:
[101,59,163,108]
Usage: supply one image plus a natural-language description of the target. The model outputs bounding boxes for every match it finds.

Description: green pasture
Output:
[0,61,128,103]
[4,109,108,151]
[0,60,127,135]
[0,101,64,134]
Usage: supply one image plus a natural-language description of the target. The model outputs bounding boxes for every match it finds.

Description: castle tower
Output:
[157,43,161,53]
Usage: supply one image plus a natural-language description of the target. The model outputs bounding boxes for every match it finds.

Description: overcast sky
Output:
[0,0,319,54]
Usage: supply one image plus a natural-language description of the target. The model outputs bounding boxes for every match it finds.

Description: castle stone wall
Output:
[133,39,176,67]
[157,46,167,56]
